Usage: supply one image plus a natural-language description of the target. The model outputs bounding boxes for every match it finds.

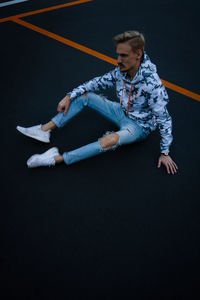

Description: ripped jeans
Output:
[51,92,150,165]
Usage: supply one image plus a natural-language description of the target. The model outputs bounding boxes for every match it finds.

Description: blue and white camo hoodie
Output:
[67,52,173,153]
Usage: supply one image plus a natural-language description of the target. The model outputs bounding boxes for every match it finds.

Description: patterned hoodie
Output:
[67,52,173,153]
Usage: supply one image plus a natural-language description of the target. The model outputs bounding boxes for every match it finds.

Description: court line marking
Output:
[12,18,117,65]
[160,79,200,102]
[0,0,28,8]
[11,18,200,102]
[0,0,92,23]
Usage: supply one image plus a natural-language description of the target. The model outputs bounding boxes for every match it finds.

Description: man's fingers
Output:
[170,164,175,174]
[158,155,178,175]
[173,161,178,170]
[157,158,161,168]
[64,103,69,116]
[172,163,177,173]
[170,162,178,174]
[168,162,177,175]
[168,163,173,174]
[57,103,63,112]
[166,164,170,174]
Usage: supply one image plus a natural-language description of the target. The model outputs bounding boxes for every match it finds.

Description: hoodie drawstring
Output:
[120,80,134,116]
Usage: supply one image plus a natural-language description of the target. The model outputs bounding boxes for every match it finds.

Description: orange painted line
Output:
[0,0,92,23]
[12,18,117,66]
[161,79,200,102]
[11,19,200,102]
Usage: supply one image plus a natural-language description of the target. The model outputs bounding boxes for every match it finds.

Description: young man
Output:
[17,30,178,174]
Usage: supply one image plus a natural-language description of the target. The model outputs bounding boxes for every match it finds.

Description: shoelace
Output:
[120,80,134,115]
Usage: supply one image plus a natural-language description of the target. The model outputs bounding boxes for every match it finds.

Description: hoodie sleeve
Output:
[67,68,117,101]
[148,84,173,153]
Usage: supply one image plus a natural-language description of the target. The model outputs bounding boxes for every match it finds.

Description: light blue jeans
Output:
[51,93,150,165]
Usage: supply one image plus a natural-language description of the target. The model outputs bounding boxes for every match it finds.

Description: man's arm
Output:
[57,68,117,115]
[148,84,178,174]
[66,68,117,101]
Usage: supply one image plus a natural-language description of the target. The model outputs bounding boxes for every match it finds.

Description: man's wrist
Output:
[65,94,71,100]
[161,152,169,156]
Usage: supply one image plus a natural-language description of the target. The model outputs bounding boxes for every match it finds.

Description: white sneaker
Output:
[27,147,60,168]
[16,124,50,143]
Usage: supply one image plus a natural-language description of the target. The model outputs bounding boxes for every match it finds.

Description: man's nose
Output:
[117,56,122,64]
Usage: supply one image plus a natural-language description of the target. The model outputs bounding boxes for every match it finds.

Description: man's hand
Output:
[57,95,71,115]
[158,154,178,175]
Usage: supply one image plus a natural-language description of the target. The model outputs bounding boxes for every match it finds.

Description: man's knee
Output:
[83,92,87,99]
[100,133,119,149]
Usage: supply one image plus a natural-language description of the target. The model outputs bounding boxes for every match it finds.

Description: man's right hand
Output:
[57,95,71,115]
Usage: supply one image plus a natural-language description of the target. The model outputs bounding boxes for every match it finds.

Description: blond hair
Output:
[113,30,145,53]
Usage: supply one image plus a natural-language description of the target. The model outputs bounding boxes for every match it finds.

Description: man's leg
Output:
[25,92,123,167]
[61,121,148,166]
[62,132,120,165]
[51,92,123,129]
[25,94,149,168]
[41,93,88,131]
[26,132,120,168]
[26,119,149,168]
[16,94,87,142]
[54,133,119,165]
[17,93,122,143]
[41,120,57,131]
[54,155,64,164]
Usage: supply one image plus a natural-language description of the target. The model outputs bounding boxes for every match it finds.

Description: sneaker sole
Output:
[16,126,50,143]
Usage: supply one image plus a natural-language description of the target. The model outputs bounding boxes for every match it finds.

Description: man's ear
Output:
[137,49,143,60]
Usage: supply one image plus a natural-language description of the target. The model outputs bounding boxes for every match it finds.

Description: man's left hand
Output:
[158,154,178,175]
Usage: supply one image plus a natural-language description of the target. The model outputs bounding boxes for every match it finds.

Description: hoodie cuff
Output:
[161,149,170,154]
[66,92,72,98]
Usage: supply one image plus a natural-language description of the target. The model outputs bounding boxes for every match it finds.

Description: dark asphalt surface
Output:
[0,0,200,299]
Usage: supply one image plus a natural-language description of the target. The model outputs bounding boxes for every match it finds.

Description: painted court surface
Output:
[0,0,200,298]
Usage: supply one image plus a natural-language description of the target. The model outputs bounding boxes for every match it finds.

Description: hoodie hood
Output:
[120,51,157,84]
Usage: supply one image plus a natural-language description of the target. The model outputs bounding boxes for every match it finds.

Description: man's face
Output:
[116,42,141,73]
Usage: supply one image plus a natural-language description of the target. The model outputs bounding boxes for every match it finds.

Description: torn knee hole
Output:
[83,92,87,99]
[100,133,119,149]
